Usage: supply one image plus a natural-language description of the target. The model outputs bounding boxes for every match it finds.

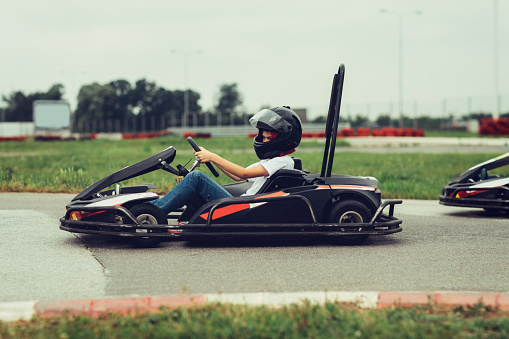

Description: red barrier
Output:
[248,127,426,139]
[122,130,170,140]
[340,128,355,137]
[302,132,324,138]
[479,117,509,136]
[368,128,425,137]
[34,135,63,141]
[381,127,397,136]
[182,132,211,139]
[414,129,425,137]
[0,136,27,142]
[356,128,371,137]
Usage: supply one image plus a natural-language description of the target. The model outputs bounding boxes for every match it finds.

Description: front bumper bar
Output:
[439,195,509,210]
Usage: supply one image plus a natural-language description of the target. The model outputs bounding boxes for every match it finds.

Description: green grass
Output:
[1,302,508,338]
[422,130,480,138]
[1,136,508,199]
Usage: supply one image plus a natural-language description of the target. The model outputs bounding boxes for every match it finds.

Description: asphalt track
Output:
[1,194,508,321]
[1,138,508,320]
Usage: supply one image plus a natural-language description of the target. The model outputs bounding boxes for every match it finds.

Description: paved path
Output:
[299,136,509,153]
[0,193,106,303]
[344,136,509,148]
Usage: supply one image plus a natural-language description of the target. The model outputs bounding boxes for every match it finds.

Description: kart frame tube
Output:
[60,199,402,237]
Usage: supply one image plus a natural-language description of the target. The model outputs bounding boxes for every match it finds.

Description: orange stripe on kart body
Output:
[318,185,376,191]
[199,191,289,220]
[256,191,288,199]
[452,189,488,198]
[200,203,250,220]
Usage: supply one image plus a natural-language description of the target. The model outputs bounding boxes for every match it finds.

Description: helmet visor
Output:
[249,109,293,133]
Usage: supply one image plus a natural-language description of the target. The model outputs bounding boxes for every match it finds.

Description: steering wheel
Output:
[187,136,220,177]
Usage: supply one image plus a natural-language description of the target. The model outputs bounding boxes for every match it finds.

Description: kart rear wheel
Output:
[327,200,372,245]
[128,203,168,247]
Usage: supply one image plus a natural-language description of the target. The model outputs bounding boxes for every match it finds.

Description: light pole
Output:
[380,8,421,128]
[61,71,86,111]
[493,0,500,120]
[61,71,86,133]
[0,84,13,132]
[171,49,201,129]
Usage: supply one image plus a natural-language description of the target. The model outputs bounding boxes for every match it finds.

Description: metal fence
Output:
[338,94,508,122]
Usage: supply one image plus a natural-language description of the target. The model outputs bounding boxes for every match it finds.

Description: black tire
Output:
[327,200,372,245]
[128,203,168,247]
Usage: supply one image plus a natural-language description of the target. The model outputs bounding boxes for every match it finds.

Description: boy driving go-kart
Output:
[150,106,302,215]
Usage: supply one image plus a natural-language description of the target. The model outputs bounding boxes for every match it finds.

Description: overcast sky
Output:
[1,0,507,119]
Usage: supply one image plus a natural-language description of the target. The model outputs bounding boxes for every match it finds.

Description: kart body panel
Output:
[439,152,509,210]
[71,147,176,202]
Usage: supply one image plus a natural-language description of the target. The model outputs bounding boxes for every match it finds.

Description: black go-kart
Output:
[439,152,509,214]
[60,64,403,246]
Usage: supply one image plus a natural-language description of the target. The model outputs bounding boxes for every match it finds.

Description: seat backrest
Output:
[257,169,306,193]
[292,157,302,170]
[222,181,253,197]
[222,158,305,196]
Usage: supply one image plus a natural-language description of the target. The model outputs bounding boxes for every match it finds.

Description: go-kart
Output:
[60,64,403,246]
[439,152,509,213]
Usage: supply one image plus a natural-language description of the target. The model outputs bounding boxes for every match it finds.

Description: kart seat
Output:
[222,181,253,197]
[292,157,302,170]
[257,168,307,194]
[221,158,306,197]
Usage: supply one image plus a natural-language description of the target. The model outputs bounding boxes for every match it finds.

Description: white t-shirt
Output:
[242,155,295,196]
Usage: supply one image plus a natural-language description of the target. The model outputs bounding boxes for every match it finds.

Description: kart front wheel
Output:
[128,203,168,247]
[327,200,372,245]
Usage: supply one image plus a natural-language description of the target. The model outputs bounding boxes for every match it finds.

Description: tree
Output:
[172,89,201,127]
[109,79,134,120]
[74,83,117,131]
[214,83,243,125]
[131,79,158,116]
[375,114,392,128]
[44,84,65,100]
[350,115,370,128]
[311,115,327,124]
[1,84,64,122]
[74,78,203,131]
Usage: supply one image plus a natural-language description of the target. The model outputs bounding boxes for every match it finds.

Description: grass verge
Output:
[1,302,508,338]
[1,137,508,199]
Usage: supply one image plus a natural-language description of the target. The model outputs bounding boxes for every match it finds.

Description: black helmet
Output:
[249,106,302,159]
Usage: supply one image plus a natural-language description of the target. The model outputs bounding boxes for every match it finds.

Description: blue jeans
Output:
[151,171,232,214]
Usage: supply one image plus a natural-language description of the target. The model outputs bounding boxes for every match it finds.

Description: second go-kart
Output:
[439,152,509,214]
[60,64,403,246]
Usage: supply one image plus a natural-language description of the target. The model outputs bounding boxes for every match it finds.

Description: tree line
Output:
[1,79,505,132]
[0,80,245,133]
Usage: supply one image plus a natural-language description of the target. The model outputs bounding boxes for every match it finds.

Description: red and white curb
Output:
[1,291,508,322]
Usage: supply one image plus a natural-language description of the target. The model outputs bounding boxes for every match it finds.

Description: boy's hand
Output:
[193,148,215,163]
